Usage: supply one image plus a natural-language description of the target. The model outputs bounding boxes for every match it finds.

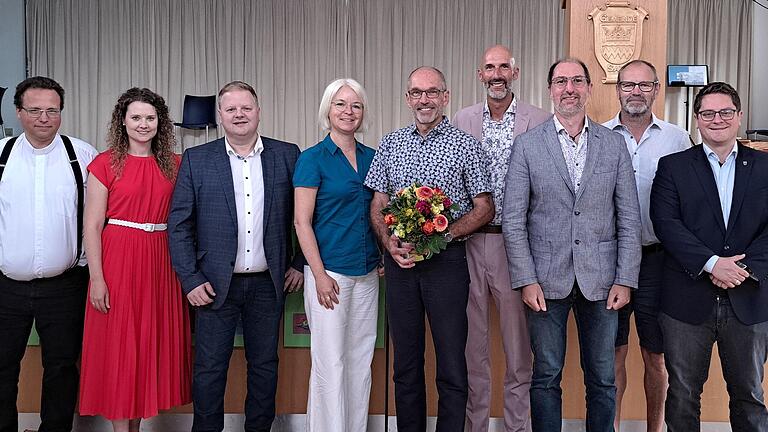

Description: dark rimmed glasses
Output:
[617,81,658,92]
[697,109,737,122]
[406,89,446,99]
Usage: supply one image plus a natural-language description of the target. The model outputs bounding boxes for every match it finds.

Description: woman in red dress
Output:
[79,88,192,431]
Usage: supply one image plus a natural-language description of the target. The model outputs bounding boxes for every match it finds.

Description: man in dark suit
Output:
[168,81,303,432]
[650,82,768,431]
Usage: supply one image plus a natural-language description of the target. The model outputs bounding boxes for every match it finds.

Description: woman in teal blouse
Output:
[293,78,380,431]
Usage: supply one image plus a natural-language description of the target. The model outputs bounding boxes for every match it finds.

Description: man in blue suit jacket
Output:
[168,81,303,432]
[650,82,768,431]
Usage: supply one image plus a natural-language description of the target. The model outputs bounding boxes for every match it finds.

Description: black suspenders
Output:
[0,135,85,268]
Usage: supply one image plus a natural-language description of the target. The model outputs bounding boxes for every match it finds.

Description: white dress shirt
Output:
[0,133,98,281]
[603,114,690,245]
[225,137,268,273]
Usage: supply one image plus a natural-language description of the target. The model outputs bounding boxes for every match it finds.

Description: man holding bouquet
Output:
[365,66,494,431]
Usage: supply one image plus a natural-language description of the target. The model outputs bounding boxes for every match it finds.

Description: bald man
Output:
[453,45,551,432]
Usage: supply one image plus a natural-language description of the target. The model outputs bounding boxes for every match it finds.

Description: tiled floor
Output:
[18,413,732,431]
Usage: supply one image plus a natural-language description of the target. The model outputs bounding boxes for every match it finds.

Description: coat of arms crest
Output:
[588,1,649,83]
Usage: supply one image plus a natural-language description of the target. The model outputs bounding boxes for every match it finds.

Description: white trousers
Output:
[303,267,379,432]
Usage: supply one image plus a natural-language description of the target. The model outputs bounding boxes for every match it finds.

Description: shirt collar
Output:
[605,113,663,132]
[553,115,589,137]
[409,116,451,137]
[483,97,517,116]
[225,135,263,159]
[320,133,361,155]
[702,141,738,162]
[21,132,60,155]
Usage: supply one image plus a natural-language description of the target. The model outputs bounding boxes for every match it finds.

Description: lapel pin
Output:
[743,161,748,166]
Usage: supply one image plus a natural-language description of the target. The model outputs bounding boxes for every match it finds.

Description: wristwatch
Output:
[444,231,454,243]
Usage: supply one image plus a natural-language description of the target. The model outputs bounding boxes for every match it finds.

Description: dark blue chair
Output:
[174,95,217,146]
[0,87,7,138]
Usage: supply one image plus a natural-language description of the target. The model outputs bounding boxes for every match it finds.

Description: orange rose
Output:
[384,214,397,226]
[433,214,448,232]
[416,186,434,200]
[422,221,435,235]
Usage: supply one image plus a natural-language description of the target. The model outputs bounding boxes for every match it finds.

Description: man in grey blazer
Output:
[502,58,641,432]
[453,45,551,432]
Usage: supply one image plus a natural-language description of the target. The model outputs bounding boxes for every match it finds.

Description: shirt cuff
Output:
[703,255,720,274]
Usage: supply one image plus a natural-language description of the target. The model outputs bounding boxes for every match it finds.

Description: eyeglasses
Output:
[21,107,62,118]
[331,100,364,112]
[697,109,737,122]
[406,89,446,99]
[618,81,658,92]
[550,76,589,89]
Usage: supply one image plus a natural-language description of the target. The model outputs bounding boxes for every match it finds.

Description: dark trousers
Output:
[616,248,665,352]
[660,295,768,432]
[526,285,617,432]
[384,242,470,432]
[191,272,283,432]
[0,267,88,432]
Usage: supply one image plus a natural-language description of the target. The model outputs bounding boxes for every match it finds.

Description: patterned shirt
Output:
[482,98,517,225]
[364,117,491,219]
[553,115,589,192]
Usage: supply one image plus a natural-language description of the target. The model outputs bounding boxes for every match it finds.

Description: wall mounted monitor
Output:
[667,65,709,87]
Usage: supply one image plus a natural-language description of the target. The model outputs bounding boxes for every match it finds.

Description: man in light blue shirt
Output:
[650,82,768,431]
[602,60,689,432]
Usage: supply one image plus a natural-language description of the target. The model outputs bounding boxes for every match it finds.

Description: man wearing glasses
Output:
[650,82,768,431]
[602,60,690,432]
[366,66,493,431]
[502,58,641,431]
[452,44,551,432]
[0,76,97,432]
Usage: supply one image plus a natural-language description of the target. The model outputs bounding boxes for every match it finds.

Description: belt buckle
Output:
[142,223,155,232]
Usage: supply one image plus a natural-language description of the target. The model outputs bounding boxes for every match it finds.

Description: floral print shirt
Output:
[481,98,517,225]
[364,117,491,219]
[553,115,589,193]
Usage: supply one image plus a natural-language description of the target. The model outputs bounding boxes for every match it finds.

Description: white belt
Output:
[107,218,167,232]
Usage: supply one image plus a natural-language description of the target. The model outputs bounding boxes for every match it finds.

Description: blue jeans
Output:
[527,285,617,432]
[660,294,768,432]
[191,272,283,432]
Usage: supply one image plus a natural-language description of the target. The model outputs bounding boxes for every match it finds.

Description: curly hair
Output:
[106,88,177,180]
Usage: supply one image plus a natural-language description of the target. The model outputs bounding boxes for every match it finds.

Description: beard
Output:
[622,100,650,115]
[621,103,648,115]
[554,96,584,117]
[413,105,442,126]
[486,80,511,100]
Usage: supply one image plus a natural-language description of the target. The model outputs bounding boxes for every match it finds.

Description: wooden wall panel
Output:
[564,0,667,123]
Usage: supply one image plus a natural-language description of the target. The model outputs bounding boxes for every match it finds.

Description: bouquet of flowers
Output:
[381,183,459,262]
